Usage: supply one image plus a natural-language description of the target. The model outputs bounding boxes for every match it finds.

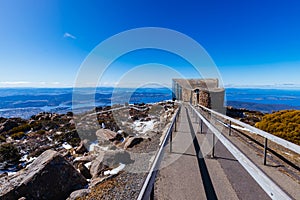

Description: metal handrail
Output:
[189,104,291,200]
[198,104,300,155]
[137,105,181,200]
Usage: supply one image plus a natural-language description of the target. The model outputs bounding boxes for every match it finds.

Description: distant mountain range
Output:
[0,87,300,118]
[226,101,300,113]
[225,88,300,113]
[0,88,172,119]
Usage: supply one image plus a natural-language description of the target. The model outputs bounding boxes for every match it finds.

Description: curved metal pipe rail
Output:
[137,105,181,200]
[189,103,292,200]
[198,104,300,155]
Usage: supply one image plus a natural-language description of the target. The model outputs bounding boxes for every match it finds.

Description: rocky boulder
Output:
[67,189,90,200]
[75,140,88,154]
[0,149,87,200]
[96,129,123,142]
[73,154,97,168]
[78,162,92,179]
[90,149,133,178]
[124,137,143,149]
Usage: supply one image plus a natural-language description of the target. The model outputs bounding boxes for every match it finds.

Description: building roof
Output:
[173,78,223,91]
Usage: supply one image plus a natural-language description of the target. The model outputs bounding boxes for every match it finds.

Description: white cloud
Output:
[0,81,31,85]
[51,82,60,85]
[63,32,77,39]
[224,83,300,89]
[0,81,68,88]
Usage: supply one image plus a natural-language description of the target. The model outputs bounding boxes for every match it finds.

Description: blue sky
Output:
[0,0,300,88]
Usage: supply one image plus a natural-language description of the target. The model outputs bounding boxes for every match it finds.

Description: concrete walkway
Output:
[155,104,270,200]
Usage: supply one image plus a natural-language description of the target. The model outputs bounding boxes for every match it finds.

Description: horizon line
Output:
[1,86,300,90]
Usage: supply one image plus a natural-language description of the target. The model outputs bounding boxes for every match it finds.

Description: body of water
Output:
[226,88,300,113]
[0,87,299,118]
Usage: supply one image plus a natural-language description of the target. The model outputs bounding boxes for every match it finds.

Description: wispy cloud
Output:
[0,81,67,88]
[224,83,300,89]
[0,81,31,85]
[63,32,77,39]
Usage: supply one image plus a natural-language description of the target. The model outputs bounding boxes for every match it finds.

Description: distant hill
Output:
[227,101,300,113]
[0,88,172,119]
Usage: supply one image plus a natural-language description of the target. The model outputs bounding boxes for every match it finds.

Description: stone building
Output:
[172,78,225,112]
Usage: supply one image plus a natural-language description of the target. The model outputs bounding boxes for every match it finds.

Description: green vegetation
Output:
[0,135,6,142]
[30,120,60,131]
[255,110,300,145]
[11,131,25,140]
[54,130,81,147]
[0,143,21,163]
[9,124,31,135]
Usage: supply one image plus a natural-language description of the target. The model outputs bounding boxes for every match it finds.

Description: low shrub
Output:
[9,124,31,134]
[54,130,81,146]
[36,130,46,135]
[0,134,6,142]
[11,131,25,140]
[0,143,21,163]
[255,110,300,145]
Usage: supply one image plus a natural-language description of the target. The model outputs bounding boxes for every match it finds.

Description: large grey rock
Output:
[0,149,87,200]
[67,189,90,200]
[78,162,92,179]
[96,129,123,142]
[90,149,133,178]
[90,158,105,178]
[124,137,143,149]
[73,154,96,168]
[75,140,88,154]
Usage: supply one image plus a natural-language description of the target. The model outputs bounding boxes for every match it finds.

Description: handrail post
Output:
[170,126,173,153]
[200,119,203,134]
[170,108,180,153]
[264,138,268,165]
[174,115,177,132]
[211,134,215,158]
[229,121,232,136]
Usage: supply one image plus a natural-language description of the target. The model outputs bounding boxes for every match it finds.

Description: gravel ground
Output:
[77,122,166,199]
[75,104,177,200]
[78,171,147,200]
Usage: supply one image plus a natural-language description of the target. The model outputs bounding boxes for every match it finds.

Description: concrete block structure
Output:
[172,78,225,112]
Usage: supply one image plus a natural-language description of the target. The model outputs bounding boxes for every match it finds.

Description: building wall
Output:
[198,90,211,108]
[172,79,225,113]
[210,89,225,113]
[182,88,192,102]
[189,79,219,89]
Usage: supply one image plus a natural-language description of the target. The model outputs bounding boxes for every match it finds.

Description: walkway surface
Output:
[155,104,271,200]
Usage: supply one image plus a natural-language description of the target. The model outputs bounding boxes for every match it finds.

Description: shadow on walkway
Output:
[185,107,218,200]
